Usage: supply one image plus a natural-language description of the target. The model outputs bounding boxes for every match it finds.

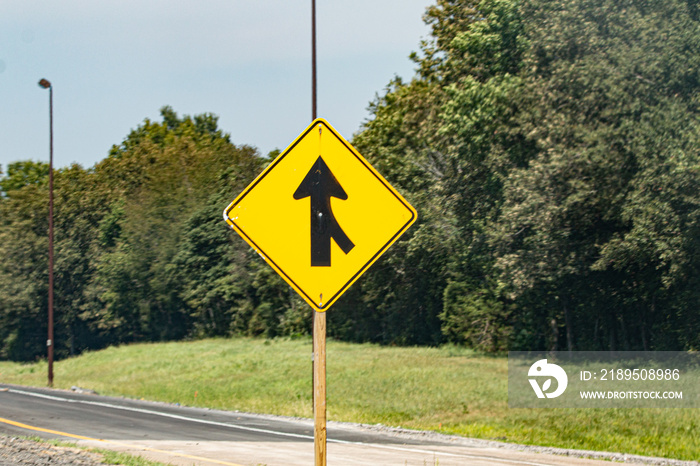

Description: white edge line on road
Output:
[6,387,555,466]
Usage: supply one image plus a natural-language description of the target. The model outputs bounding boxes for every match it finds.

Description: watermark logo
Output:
[509,352,697,408]
[528,359,568,398]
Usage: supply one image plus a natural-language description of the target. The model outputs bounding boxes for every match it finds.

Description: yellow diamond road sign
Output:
[223,118,417,312]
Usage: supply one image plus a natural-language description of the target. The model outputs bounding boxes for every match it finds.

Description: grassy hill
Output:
[0,338,697,461]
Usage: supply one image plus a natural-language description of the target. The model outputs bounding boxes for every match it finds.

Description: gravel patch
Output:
[0,436,103,466]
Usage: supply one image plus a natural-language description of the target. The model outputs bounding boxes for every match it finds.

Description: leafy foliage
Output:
[348,0,699,351]
[0,0,698,360]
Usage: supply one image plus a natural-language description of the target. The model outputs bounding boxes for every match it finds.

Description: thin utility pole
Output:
[312,0,317,120]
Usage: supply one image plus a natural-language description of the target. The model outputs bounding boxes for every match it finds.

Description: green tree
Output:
[0,161,49,196]
[347,0,528,347]
[0,181,49,360]
[491,0,700,351]
[90,107,264,343]
[351,0,700,351]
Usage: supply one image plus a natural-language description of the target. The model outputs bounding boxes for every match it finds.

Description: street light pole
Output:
[38,78,54,388]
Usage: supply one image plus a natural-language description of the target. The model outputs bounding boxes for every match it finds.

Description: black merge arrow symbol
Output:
[293,156,355,267]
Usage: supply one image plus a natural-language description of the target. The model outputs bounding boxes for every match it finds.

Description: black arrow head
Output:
[293,156,348,202]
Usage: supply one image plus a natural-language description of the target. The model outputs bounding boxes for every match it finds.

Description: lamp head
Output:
[38,78,51,89]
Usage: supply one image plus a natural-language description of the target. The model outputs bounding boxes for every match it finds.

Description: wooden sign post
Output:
[313,311,327,465]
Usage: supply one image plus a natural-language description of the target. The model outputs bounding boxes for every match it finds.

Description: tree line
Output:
[1,0,698,361]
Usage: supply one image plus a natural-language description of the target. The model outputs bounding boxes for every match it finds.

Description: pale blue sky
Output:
[0,0,434,170]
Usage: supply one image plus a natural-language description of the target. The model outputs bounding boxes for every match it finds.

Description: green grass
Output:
[97,449,170,466]
[1,338,698,461]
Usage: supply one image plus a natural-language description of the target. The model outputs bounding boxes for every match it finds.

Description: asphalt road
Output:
[0,384,664,466]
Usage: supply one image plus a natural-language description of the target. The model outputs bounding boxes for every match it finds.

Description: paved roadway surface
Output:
[0,384,655,466]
